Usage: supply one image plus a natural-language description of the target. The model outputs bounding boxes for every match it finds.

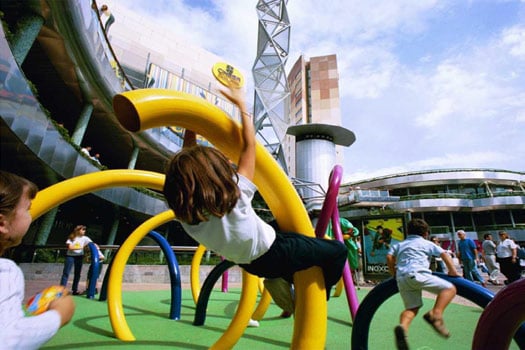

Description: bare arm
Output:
[386,254,396,277]
[511,247,518,262]
[220,88,255,180]
[182,129,197,148]
[441,252,460,277]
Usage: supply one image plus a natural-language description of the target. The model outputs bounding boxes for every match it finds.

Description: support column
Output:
[287,123,355,211]
[510,209,516,228]
[127,142,139,169]
[105,206,120,258]
[11,14,44,65]
[71,103,94,145]
[33,206,58,246]
[449,211,457,251]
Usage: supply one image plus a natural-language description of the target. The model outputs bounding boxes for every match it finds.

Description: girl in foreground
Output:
[164,87,347,314]
[0,171,75,349]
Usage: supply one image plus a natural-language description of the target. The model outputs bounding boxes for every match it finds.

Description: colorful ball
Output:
[25,285,66,315]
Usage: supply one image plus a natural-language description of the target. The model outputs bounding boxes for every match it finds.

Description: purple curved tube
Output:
[221,256,228,292]
[315,165,359,320]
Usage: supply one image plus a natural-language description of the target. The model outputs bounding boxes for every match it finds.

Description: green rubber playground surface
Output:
[42,287,520,349]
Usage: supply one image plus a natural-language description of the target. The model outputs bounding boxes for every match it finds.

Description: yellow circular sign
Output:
[211,62,244,88]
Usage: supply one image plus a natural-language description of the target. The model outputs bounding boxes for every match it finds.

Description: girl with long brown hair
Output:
[164,87,347,314]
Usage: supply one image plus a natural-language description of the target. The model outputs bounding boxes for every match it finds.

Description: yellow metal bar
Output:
[108,210,175,341]
[30,170,164,220]
[190,245,207,304]
[210,271,259,350]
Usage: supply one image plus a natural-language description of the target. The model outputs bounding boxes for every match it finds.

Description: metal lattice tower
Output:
[253,0,291,172]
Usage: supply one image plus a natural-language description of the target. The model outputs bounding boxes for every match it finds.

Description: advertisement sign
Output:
[362,217,405,278]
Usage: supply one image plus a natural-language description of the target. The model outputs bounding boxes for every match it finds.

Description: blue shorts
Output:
[397,271,454,310]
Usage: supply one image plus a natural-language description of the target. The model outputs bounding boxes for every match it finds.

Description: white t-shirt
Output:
[496,238,518,258]
[0,259,61,349]
[181,174,276,264]
[66,235,92,256]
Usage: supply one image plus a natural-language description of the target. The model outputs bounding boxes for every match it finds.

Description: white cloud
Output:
[107,0,525,181]
[501,25,525,59]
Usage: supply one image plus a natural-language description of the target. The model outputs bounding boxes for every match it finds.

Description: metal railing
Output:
[25,245,221,265]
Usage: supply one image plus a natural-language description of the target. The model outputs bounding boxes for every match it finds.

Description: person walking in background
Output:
[326,218,361,281]
[0,171,75,348]
[456,230,487,287]
[99,4,115,34]
[481,233,500,285]
[387,219,460,350]
[81,146,92,157]
[60,225,92,295]
[91,153,102,165]
[496,231,521,285]
[354,235,364,286]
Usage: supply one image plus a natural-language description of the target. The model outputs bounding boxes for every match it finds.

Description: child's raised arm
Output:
[221,87,255,180]
[386,254,396,277]
[182,129,197,148]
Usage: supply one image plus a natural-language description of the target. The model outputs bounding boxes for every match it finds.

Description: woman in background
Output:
[60,225,92,295]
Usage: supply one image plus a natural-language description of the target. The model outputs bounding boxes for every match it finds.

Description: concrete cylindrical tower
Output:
[287,123,355,203]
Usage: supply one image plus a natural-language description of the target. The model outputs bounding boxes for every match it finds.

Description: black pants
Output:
[240,232,347,298]
[497,256,521,283]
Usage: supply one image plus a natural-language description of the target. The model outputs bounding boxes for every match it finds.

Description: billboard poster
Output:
[362,217,405,279]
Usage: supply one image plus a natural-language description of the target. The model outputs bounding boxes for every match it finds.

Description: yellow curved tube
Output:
[292,268,327,349]
[251,288,272,321]
[108,210,175,340]
[210,270,259,350]
[114,89,327,349]
[28,170,168,340]
[30,170,165,220]
[333,278,344,297]
[190,245,207,304]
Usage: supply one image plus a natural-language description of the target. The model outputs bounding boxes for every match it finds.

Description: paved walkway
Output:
[24,276,505,307]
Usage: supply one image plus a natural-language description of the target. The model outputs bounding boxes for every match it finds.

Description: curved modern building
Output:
[0,0,240,255]
[340,169,524,233]
[334,169,525,279]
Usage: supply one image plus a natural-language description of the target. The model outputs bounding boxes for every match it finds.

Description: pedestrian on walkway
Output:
[59,225,92,295]
[481,233,500,285]
[496,231,521,284]
[456,230,486,287]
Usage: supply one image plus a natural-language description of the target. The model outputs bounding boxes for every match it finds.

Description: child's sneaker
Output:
[263,278,294,314]
[394,325,409,350]
[247,319,260,327]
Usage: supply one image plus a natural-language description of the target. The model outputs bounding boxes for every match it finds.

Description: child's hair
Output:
[0,171,38,217]
[164,145,240,224]
[0,171,38,253]
[406,218,429,237]
[68,225,86,240]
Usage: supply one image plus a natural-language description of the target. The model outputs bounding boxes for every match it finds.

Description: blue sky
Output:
[108,0,525,182]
